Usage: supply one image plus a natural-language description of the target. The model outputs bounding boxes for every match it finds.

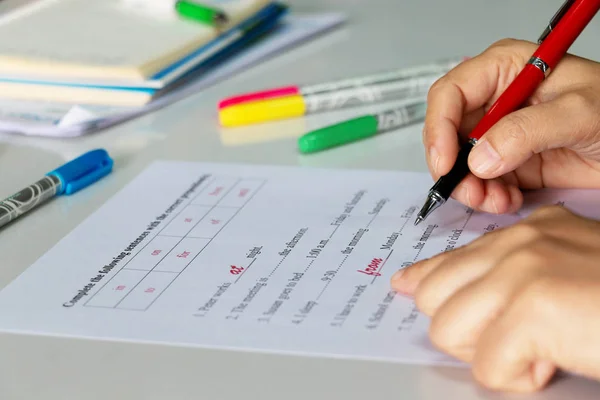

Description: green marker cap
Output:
[175,1,228,26]
[298,115,378,154]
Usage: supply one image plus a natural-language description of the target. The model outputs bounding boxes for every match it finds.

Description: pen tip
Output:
[415,192,444,227]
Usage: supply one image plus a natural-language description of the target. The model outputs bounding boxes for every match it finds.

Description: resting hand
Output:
[392,206,600,392]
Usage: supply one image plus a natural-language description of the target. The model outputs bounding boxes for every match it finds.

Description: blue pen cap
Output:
[47,149,114,195]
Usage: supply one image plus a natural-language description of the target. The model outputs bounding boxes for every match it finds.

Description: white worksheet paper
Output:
[1,162,599,365]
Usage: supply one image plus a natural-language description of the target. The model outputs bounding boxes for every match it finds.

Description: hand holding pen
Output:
[416,0,600,224]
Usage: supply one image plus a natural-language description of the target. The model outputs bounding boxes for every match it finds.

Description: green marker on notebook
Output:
[297,102,427,154]
[175,1,228,27]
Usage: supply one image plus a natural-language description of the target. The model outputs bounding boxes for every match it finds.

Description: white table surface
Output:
[1,0,600,398]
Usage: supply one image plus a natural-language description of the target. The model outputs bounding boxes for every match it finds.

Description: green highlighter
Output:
[298,102,427,154]
[175,1,228,27]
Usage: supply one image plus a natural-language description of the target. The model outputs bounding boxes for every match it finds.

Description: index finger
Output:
[423,39,537,178]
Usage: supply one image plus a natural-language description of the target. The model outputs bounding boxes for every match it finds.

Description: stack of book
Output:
[0,0,289,106]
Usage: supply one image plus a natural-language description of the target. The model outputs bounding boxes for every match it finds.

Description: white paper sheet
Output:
[1,162,598,365]
[0,13,345,137]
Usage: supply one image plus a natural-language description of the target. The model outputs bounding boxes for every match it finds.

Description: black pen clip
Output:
[538,0,576,43]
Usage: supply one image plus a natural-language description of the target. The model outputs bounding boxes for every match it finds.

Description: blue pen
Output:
[0,149,113,229]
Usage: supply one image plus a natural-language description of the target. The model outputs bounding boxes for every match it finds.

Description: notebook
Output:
[0,12,346,137]
[0,0,271,81]
[0,2,288,106]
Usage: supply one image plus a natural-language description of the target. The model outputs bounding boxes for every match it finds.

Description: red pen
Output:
[415,0,600,225]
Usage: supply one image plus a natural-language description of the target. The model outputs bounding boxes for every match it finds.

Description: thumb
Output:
[466,90,600,179]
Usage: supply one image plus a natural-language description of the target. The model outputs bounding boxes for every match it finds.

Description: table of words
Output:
[80,164,483,337]
[84,176,265,311]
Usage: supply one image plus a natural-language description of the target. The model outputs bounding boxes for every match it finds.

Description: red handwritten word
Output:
[151,249,162,256]
[184,218,193,223]
[357,258,383,276]
[238,188,249,197]
[115,285,126,291]
[209,186,224,196]
[230,265,244,275]
[177,251,191,259]
[210,219,221,225]
[145,287,155,293]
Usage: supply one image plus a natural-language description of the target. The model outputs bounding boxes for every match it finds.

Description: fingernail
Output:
[429,146,440,174]
[391,269,418,295]
[533,361,555,388]
[391,269,405,282]
[470,140,501,175]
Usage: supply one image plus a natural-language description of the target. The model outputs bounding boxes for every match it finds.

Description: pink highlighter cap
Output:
[218,86,300,109]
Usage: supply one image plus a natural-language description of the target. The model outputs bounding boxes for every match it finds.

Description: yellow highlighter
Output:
[219,95,306,127]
